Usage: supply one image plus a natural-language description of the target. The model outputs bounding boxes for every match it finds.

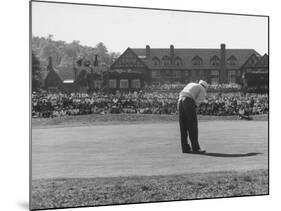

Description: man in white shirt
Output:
[178,80,208,153]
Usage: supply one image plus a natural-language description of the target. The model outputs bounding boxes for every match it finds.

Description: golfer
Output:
[178,80,208,153]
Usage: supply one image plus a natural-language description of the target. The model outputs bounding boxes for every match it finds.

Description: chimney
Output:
[146,45,150,58]
[170,45,174,57]
[220,43,226,84]
[170,45,174,64]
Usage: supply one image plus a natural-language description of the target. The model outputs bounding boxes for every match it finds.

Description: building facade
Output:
[107,44,268,90]
[42,56,105,92]
[241,53,268,90]
[41,44,268,92]
[105,48,150,91]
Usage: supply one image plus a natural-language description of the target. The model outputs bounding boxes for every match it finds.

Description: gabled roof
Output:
[54,65,75,81]
[45,65,106,82]
[43,55,106,83]
[241,53,261,68]
[131,48,260,70]
[44,68,63,84]
[40,70,49,81]
[110,48,149,69]
[255,54,268,68]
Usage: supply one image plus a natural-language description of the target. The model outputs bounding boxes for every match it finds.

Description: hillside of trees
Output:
[31,35,121,90]
[32,35,121,69]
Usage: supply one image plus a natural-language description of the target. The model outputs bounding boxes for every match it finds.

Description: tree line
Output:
[32,34,121,89]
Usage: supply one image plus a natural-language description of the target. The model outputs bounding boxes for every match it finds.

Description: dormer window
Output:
[210,56,220,66]
[227,56,238,66]
[192,56,203,66]
[162,56,171,66]
[175,56,182,66]
[152,56,160,66]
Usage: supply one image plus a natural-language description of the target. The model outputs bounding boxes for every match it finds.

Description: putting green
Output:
[32,120,268,179]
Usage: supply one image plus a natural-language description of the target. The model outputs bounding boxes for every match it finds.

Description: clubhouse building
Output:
[106,44,268,90]
[41,44,268,92]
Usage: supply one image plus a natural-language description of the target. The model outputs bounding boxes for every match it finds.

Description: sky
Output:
[31,1,268,55]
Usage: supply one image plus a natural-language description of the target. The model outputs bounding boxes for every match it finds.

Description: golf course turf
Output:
[31,114,268,210]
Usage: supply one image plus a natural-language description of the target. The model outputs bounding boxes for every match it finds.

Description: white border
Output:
[1,0,279,211]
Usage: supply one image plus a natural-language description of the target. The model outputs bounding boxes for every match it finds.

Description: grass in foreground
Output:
[31,169,268,210]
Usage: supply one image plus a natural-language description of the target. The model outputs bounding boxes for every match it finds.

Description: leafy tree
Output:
[32,36,120,68]
[39,42,60,66]
[64,44,79,59]
[95,42,108,55]
[109,52,121,64]
[95,42,110,64]
[32,51,41,90]
[47,34,54,40]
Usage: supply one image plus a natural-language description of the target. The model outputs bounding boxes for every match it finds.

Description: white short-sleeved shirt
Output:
[179,83,206,107]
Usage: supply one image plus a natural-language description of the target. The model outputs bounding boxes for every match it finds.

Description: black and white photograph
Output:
[30,1,269,210]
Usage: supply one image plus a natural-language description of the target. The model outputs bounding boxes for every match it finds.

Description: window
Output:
[210,56,220,66]
[192,56,203,66]
[120,79,129,89]
[165,70,175,77]
[152,70,160,77]
[228,70,236,83]
[227,56,238,66]
[184,70,189,77]
[247,55,260,66]
[228,70,236,75]
[162,56,171,66]
[109,79,117,88]
[176,70,181,78]
[175,57,182,66]
[211,70,219,85]
[211,70,219,76]
[131,79,141,89]
[152,57,160,66]
[191,70,197,77]
[211,78,219,85]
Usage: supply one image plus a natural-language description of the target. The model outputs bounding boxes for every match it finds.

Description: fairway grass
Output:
[32,113,268,128]
[31,169,268,210]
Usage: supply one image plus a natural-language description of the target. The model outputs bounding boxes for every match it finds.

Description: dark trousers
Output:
[178,97,200,152]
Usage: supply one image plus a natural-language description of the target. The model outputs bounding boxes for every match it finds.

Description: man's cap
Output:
[199,80,208,89]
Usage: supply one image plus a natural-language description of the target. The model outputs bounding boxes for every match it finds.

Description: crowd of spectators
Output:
[32,90,268,118]
[145,83,242,93]
[198,92,268,117]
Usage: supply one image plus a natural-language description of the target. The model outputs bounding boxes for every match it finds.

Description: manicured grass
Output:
[32,113,268,128]
[31,169,268,210]
[31,114,268,210]
[32,121,268,179]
